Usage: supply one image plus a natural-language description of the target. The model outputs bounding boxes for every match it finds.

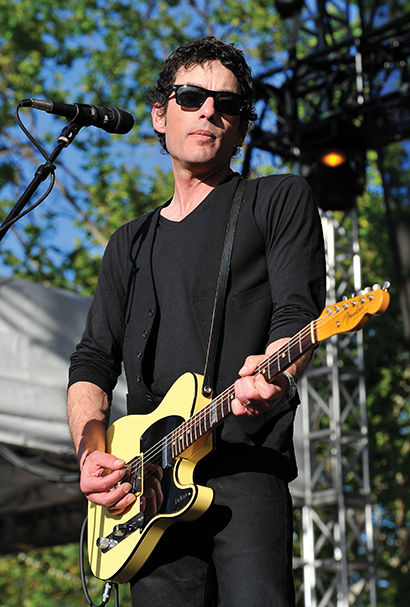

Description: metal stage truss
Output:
[243,3,410,174]
[292,209,377,607]
[242,2,410,606]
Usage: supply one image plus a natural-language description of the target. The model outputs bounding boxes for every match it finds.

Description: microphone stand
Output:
[0,120,83,243]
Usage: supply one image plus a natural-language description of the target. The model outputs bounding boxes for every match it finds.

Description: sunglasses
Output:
[171,84,244,116]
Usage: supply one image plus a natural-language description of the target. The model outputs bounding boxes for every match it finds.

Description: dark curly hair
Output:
[146,37,257,155]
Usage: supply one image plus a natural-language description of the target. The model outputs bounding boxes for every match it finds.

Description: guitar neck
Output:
[124,285,390,474]
[169,320,317,459]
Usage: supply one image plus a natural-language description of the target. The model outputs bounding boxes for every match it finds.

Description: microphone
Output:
[20,98,135,135]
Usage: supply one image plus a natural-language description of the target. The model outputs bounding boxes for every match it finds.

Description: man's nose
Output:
[199,95,217,119]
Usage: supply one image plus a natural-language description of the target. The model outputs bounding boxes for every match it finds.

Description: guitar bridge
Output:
[96,512,145,552]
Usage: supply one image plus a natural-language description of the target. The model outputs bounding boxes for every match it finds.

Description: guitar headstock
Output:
[315,282,390,342]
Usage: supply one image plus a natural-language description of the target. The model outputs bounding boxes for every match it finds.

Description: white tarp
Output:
[0,276,127,453]
[0,276,127,551]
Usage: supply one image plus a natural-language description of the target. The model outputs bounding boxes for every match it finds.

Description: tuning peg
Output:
[383,281,390,290]
[372,284,381,290]
[342,295,348,301]
[355,287,372,296]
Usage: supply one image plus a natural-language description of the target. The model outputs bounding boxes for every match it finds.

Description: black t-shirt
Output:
[145,212,210,397]
[145,173,325,399]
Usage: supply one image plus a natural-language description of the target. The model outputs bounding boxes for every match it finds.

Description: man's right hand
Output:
[80,451,164,518]
[80,450,136,514]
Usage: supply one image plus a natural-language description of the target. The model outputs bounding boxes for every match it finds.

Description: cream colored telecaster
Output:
[88,284,390,583]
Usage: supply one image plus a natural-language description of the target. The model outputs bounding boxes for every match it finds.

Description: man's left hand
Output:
[232,353,289,416]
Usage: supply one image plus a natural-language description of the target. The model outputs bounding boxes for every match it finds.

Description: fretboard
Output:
[168,319,317,459]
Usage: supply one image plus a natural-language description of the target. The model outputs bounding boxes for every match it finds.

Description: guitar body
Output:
[87,372,213,583]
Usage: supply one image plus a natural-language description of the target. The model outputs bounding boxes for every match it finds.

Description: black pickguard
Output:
[140,415,194,524]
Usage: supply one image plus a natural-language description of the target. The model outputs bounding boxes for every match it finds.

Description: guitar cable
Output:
[80,516,120,607]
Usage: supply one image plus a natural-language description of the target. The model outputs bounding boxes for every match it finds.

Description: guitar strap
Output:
[201,177,250,398]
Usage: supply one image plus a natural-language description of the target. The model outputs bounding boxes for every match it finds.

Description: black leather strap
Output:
[202,178,249,397]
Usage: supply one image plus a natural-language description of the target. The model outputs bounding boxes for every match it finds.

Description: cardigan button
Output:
[137,352,142,359]
[136,374,141,383]
[142,330,148,338]
[146,394,153,402]
[148,308,154,316]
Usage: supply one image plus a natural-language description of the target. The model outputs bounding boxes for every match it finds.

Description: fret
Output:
[203,410,207,429]
[173,431,179,456]
[187,419,193,447]
[216,399,222,420]
[221,397,227,419]
[174,434,179,459]
[210,402,216,427]
[198,411,204,435]
[215,398,221,420]
[274,351,280,376]
[173,431,181,458]
[288,340,299,365]
[180,431,186,452]
[219,400,224,424]
[260,363,270,381]
[229,391,235,413]
[170,433,177,459]
[266,353,275,379]
[211,401,217,426]
[222,395,230,418]
[203,407,210,432]
[210,404,217,427]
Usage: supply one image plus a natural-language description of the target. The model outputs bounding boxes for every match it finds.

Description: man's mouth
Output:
[190,129,216,140]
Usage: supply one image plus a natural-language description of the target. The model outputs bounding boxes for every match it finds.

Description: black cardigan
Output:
[69,173,325,481]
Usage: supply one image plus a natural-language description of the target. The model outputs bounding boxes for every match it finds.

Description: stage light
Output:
[320,149,347,168]
[302,147,366,211]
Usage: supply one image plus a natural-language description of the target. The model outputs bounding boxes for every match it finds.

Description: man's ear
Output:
[235,124,248,147]
[151,103,166,133]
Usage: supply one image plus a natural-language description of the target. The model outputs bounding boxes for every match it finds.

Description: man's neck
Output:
[161,164,234,222]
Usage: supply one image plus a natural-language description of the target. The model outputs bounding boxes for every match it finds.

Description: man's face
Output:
[152,61,247,176]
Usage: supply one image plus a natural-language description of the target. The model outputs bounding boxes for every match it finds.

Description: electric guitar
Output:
[87,283,390,583]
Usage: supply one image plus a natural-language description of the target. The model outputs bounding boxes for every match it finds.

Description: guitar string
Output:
[131,302,337,473]
[123,309,347,485]
[122,324,308,482]
[122,299,367,484]
[122,294,379,486]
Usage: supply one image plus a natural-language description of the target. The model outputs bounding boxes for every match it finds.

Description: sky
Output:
[1,0,409,280]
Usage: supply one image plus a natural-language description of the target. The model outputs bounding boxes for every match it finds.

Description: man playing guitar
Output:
[68,36,326,607]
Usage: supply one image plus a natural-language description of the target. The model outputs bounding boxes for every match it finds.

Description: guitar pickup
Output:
[118,456,143,494]
[96,512,145,552]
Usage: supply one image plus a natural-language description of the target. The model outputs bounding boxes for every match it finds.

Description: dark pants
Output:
[130,471,295,607]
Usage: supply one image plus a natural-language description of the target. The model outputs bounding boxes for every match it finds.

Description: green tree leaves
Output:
[1,1,410,605]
